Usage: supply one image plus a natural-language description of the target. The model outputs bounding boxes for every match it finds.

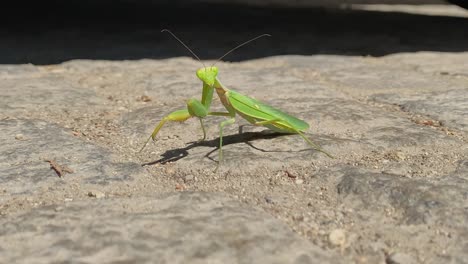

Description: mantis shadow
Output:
[141,127,301,166]
[236,125,313,154]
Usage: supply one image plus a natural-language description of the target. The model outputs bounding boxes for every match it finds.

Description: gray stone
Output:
[372,89,468,132]
[0,192,340,264]
[0,76,101,113]
[328,229,346,247]
[0,119,143,199]
[1,53,466,263]
[336,166,468,262]
[387,252,417,264]
[0,64,40,79]
[87,190,106,199]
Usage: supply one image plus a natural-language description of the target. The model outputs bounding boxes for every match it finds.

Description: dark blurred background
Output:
[1,0,467,64]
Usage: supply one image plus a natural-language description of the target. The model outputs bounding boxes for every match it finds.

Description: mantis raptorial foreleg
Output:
[139,98,208,152]
[140,109,191,152]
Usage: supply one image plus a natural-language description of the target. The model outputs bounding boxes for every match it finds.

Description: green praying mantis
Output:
[140,29,333,167]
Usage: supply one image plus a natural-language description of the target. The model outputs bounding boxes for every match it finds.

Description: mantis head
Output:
[196,66,218,87]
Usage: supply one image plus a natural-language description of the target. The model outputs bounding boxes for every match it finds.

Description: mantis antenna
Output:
[212,34,271,67]
[161,29,206,68]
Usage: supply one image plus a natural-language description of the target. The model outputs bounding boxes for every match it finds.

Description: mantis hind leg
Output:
[253,119,334,158]
[294,130,334,158]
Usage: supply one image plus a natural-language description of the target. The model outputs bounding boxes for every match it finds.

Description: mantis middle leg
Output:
[253,118,334,158]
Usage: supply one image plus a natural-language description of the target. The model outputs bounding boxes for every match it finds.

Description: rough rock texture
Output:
[0,192,339,263]
[1,3,467,264]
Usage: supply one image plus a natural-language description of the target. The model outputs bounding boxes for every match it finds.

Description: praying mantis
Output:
[140,30,333,167]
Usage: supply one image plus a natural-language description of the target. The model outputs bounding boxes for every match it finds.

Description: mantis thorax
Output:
[196,66,218,86]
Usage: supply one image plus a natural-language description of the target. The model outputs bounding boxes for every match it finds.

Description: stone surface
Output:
[336,163,468,263]
[387,252,418,264]
[0,76,101,113]
[0,119,142,195]
[372,89,468,132]
[1,3,467,264]
[0,192,339,263]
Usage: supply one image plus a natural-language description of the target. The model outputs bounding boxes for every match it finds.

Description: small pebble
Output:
[88,190,105,199]
[383,166,407,176]
[15,134,25,140]
[184,175,194,182]
[329,229,346,246]
[395,151,406,160]
[387,252,416,264]
[295,179,304,184]
[139,95,152,102]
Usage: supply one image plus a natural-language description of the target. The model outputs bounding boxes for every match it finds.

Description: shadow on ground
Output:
[1,1,467,64]
[141,130,296,165]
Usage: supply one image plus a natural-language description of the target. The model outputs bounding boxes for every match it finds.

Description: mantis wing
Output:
[226,90,310,132]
